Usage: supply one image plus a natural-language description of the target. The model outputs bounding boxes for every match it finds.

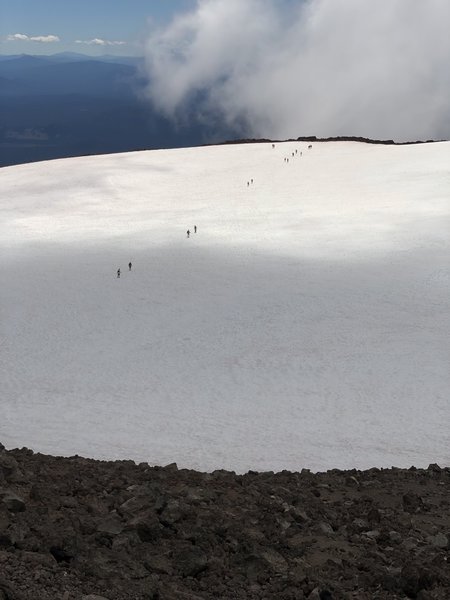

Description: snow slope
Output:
[1,141,449,472]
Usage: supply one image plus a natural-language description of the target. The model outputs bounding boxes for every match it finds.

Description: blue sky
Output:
[0,0,196,55]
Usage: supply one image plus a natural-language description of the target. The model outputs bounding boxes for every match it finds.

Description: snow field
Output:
[1,141,449,471]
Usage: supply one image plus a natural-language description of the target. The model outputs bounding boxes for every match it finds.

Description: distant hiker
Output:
[292,152,294,157]
[272,144,275,149]
[128,262,132,271]
[187,230,190,238]
[251,178,253,184]
[247,181,249,186]
[308,144,312,149]
[117,268,121,278]
[194,225,197,233]
[295,149,298,154]
[300,151,302,156]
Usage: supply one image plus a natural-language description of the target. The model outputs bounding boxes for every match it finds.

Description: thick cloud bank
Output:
[143,0,450,141]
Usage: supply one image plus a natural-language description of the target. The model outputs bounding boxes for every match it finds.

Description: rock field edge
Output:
[0,444,449,599]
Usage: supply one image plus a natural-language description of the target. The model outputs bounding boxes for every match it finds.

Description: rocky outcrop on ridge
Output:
[219,135,441,146]
[0,445,449,599]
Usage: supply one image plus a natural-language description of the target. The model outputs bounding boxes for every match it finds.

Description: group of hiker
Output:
[117,262,132,278]
[284,148,305,163]
[186,225,197,238]
[116,225,199,277]
[116,142,312,277]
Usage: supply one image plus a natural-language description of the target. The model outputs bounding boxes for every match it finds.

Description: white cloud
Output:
[7,34,30,41]
[75,38,126,46]
[143,0,450,142]
[30,35,60,43]
[6,33,60,43]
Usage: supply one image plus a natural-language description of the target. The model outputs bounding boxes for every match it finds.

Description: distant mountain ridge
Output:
[0,53,236,167]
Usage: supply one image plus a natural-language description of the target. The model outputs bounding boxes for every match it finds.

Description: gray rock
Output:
[128,511,162,542]
[290,506,309,523]
[427,463,442,473]
[82,596,110,600]
[97,517,123,536]
[317,521,334,535]
[2,492,26,512]
[286,533,305,550]
[345,475,360,486]
[185,487,208,503]
[163,462,178,471]
[144,553,173,575]
[401,537,419,551]
[61,496,78,509]
[159,499,184,525]
[175,546,208,577]
[7,523,29,546]
[389,530,402,544]
[0,454,18,477]
[352,518,369,532]
[402,493,424,513]
[260,548,288,573]
[119,495,149,515]
[363,530,381,540]
[368,507,381,523]
[426,533,448,549]
[22,551,56,568]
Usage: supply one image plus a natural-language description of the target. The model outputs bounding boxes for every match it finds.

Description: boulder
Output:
[402,493,425,513]
[175,546,208,577]
[1,492,26,513]
[260,548,288,573]
[426,533,448,549]
[127,511,162,542]
[97,516,123,536]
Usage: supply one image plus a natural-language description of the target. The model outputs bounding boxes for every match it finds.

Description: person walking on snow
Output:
[117,268,121,278]
[187,229,190,238]
[128,262,132,271]
[194,225,197,233]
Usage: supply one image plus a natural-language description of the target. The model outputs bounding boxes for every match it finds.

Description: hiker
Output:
[128,262,132,271]
[194,225,197,233]
[187,230,190,238]
[251,179,253,184]
[117,268,120,278]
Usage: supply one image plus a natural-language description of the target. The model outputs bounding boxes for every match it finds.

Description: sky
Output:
[0,0,196,56]
[1,1,449,150]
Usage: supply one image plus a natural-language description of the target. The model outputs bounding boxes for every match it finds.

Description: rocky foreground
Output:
[0,445,449,600]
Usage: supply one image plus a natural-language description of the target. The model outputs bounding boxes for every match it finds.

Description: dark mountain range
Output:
[0,53,238,167]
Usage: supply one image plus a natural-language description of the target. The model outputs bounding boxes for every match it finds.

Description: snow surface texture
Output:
[1,141,449,472]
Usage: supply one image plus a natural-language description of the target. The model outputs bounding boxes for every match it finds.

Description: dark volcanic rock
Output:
[1,492,26,513]
[0,446,448,599]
